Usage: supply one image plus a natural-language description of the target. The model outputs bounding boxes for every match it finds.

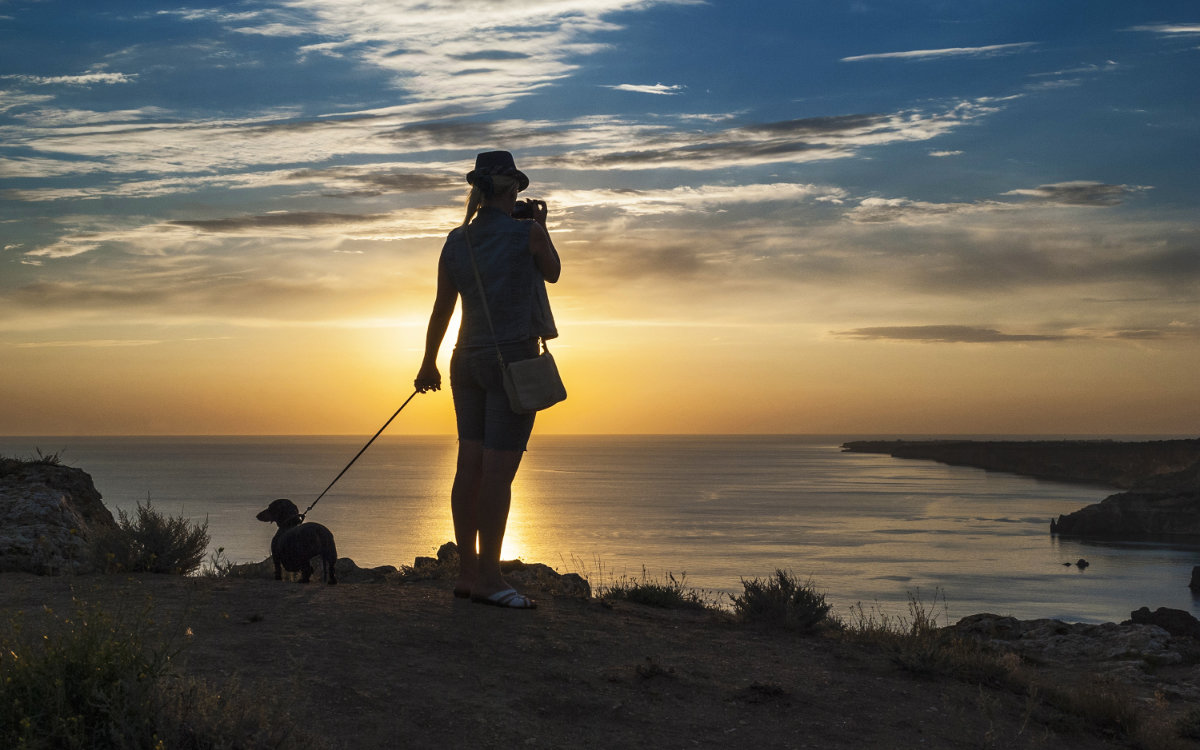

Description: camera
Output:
[512,198,545,220]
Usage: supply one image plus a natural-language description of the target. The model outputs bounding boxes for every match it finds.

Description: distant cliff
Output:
[841,439,1200,540]
[841,439,1200,490]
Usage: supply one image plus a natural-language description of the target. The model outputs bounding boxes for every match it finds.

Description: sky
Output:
[1,1,1198,437]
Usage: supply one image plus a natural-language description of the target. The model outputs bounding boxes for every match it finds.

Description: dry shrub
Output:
[730,570,834,632]
[91,499,209,575]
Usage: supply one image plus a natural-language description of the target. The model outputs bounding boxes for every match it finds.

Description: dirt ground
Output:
[2,572,1194,750]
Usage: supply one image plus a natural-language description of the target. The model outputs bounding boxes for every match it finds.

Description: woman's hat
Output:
[466,150,529,192]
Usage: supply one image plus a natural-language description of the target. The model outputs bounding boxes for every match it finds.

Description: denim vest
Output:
[441,207,558,349]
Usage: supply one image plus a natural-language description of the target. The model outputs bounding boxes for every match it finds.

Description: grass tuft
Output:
[600,568,717,611]
[0,449,66,476]
[841,589,1015,679]
[197,546,236,579]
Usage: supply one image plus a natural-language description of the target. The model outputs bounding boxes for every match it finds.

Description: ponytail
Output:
[462,174,519,227]
[462,185,485,228]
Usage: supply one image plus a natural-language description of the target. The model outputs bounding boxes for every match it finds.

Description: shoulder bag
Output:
[464,226,567,414]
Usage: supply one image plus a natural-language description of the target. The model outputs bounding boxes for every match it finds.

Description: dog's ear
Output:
[257,498,290,522]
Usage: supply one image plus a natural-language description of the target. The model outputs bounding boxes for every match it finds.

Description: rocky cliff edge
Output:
[0,457,116,574]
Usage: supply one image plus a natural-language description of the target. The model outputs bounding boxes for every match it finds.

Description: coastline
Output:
[842,438,1200,542]
[841,438,1200,489]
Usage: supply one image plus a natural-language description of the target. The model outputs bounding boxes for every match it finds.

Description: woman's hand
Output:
[530,199,548,227]
[414,363,442,393]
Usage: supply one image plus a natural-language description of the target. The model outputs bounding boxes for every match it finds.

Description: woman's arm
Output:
[529,221,560,283]
[414,257,458,392]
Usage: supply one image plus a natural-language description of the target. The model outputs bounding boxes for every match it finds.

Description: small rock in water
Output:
[1076,559,1090,569]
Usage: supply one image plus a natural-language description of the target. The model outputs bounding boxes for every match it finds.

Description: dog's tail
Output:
[324,528,339,585]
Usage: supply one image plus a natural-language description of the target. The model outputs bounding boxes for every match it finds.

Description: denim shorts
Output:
[450,340,539,451]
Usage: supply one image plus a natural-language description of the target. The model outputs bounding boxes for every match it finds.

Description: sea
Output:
[4,434,1198,625]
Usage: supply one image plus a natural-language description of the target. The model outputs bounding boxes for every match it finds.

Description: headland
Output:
[842,438,1200,540]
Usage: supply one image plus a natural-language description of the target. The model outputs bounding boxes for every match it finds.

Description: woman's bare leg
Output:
[473,447,524,597]
[451,441,524,598]
[450,439,484,594]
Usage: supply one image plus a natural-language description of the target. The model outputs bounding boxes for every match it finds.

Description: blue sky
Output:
[1,1,1198,435]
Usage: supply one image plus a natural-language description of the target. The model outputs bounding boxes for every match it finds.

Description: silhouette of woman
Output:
[415,151,560,609]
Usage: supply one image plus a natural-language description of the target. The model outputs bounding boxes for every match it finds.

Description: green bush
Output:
[0,599,315,750]
[730,569,833,632]
[91,499,210,575]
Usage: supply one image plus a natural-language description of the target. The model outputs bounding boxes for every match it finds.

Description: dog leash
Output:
[299,389,420,521]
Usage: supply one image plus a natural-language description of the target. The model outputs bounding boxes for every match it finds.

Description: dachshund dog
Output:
[256,498,338,584]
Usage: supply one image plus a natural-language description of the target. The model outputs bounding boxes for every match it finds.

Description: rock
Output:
[951,613,1183,669]
[954,613,1022,640]
[436,541,459,563]
[1075,559,1089,569]
[0,458,117,575]
[227,557,276,579]
[1191,566,1200,591]
[334,557,397,583]
[229,556,397,583]
[234,541,591,596]
[1050,489,1200,539]
[1128,607,1200,640]
[503,561,591,599]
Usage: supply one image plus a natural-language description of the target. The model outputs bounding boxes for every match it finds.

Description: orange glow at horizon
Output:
[1,301,1198,437]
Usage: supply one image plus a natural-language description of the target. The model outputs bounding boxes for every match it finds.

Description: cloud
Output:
[286,167,460,197]
[841,42,1036,63]
[180,0,699,112]
[1002,181,1145,207]
[0,90,54,114]
[1128,24,1200,35]
[451,50,532,61]
[2,96,1009,201]
[845,181,1143,223]
[549,182,845,215]
[229,23,312,37]
[12,281,169,309]
[10,339,165,349]
[10,106,173,127]
[23,241,101,259]
[604,83,685,95]
[1030,61,1119,78]
[833,325,1071,343]
[833,322,1200,344]
[550,99,1009,171]
[0,0,707,196]
[2,72,136,86]
[844,196,1011,224]
[168,211,392,233]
